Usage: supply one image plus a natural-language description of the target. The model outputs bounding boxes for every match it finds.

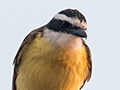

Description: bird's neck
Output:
[44,28,83,50]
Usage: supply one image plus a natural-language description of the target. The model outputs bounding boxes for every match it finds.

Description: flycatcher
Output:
[12,9,92,90]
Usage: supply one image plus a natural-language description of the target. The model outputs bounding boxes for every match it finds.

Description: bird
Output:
[12,9,92,90]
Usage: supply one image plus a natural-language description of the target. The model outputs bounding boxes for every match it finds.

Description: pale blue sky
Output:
[0,0,120,90]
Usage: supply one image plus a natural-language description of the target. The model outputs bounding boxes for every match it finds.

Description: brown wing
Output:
[80,39,92,89]
[12,26,45,90]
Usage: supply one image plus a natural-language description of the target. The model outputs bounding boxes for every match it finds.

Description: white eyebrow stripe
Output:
[54,13,78,25]
[54,14,88,29]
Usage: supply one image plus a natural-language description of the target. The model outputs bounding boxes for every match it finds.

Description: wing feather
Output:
[83,39,92,82]
[80,39,92,90]
[12,26,45,90]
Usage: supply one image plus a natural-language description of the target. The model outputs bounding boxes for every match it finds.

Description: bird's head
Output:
[46,9,87,38]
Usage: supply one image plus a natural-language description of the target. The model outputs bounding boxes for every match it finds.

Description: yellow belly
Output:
[16,37,89,90]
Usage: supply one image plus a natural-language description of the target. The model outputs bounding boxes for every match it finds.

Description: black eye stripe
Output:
[62,21,71,29]
[62,21,69,26]
[62,21,80,30]
[46,19,81,32]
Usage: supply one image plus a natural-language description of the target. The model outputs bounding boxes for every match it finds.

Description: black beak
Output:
[67,29,87,38]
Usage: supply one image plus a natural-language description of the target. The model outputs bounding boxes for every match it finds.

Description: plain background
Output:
[0,0,120,90]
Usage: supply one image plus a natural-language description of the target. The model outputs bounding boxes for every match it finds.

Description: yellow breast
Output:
[16,36,89,90]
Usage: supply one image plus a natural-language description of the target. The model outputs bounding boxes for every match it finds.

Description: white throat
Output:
[44,28,83,50]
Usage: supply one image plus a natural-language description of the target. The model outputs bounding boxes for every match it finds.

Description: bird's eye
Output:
[62,21,69,28]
